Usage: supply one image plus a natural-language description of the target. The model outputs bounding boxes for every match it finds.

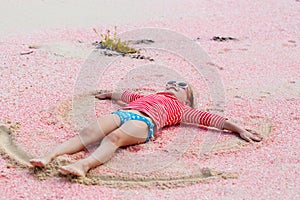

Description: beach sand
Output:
[0,0,299,199]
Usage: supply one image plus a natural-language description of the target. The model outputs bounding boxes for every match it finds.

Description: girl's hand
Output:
[223,120,264,143]
[95,92,112,100]
[239,129,263,143]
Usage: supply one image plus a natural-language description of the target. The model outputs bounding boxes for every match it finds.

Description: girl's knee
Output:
[105,130,143,147]
[105,132,123,147]
[79,126,97,139]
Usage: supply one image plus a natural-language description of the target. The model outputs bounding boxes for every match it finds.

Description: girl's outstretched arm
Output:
[95,91,144,103]
[182,106,263,143]
[223,120,263,143]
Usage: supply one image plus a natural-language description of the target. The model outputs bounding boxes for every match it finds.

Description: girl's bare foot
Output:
[58,162,89,177]
[29,156,52,167]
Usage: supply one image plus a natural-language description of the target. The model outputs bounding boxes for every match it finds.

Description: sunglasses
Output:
[166,81,188,89]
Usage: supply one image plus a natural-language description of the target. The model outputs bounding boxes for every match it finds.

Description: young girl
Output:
[30,80,263,177]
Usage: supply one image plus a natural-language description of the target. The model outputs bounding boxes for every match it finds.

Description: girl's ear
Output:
[184,99,191,106]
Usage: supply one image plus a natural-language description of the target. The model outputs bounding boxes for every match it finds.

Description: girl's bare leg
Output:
[59,120,148,177]
[30,114,121,167]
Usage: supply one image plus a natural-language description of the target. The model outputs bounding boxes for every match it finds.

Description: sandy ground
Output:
[0,0,300,199]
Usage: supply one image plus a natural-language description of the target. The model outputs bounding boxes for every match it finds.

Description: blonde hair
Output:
[187,84,195,108]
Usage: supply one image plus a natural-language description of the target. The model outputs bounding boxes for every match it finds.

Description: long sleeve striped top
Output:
[120,91,227,130]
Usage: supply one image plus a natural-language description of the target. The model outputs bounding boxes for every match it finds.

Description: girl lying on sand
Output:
[30,80,263,177]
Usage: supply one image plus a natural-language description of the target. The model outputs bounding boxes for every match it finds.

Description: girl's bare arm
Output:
[95,91,144,103]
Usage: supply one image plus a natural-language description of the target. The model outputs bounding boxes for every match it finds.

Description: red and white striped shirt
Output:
[120,91,227,130]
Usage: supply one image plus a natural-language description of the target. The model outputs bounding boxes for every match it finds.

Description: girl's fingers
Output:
[251,135,262,142]
[245,128,257,134]
[95,90,112,99]
[95,94,102,99]
[246,137,254,143]
[241,134,252,143]
[245,129,264,140]
[253,132,264,140]
[95,93,107,99]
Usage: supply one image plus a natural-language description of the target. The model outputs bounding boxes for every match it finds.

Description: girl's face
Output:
[164,81,190,105]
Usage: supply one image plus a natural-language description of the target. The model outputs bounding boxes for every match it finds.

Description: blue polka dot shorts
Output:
[112,110,155,143]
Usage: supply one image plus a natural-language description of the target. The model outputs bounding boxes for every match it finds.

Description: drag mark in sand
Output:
[0,125,32,168]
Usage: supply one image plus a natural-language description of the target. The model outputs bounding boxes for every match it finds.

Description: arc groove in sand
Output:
[0,106,271,189]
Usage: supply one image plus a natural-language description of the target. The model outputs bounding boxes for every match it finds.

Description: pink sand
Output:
[0,0,299,199]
